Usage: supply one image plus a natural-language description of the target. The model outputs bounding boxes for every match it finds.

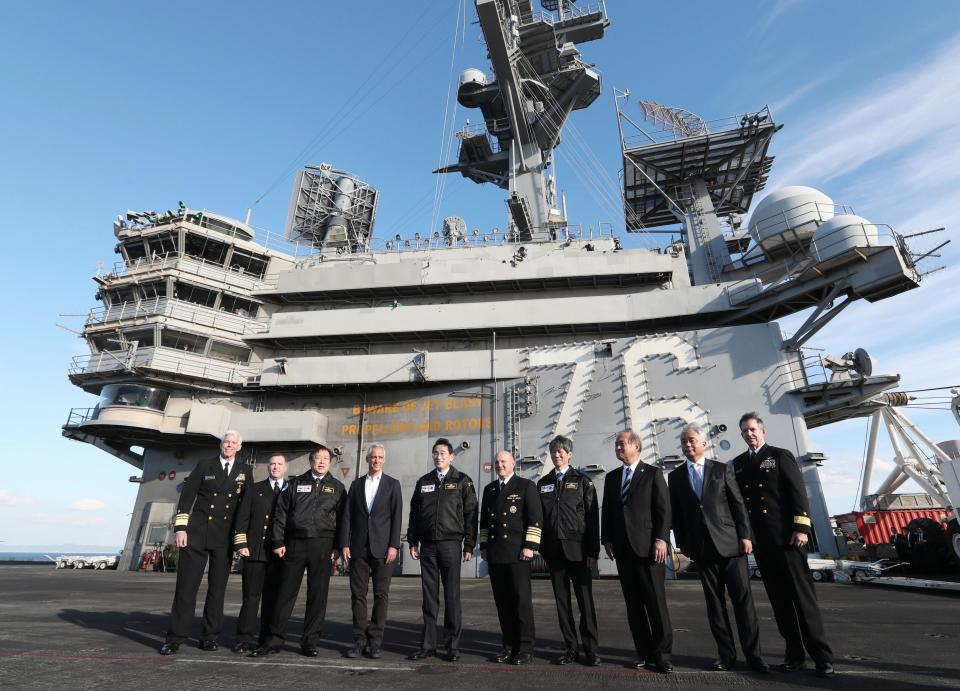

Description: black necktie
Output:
[223,462,231,476]
[555,472,563,494]
[273,482,280,496]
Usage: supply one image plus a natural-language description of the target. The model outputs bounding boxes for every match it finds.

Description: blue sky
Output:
[1,1,958,549]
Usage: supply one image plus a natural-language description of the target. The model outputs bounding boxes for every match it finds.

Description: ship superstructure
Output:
[64,0,933,573]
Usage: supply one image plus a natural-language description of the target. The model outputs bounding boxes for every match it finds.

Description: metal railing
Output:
[527,0,607,26]
[70,347,261,385]
[86,297,268,335]
[105,253,274,291]
[723,223,901,306]
[64,407,97,427]
[370,222,616,253]
[622,106,775,149]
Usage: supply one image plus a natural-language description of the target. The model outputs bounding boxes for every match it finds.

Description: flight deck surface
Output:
[1,567,957,690]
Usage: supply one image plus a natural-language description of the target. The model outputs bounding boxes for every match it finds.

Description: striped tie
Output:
[621,467,633,504]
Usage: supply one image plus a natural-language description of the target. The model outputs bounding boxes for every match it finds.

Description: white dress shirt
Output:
[365,472,382,512]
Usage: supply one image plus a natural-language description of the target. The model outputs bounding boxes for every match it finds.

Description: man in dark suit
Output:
[733,412,834,678]
[479,450,543,665]
[339,443,403,659]
[537,435,600,667]
[601,430,673,674]
[160,430,253,655]
[250,445,346,658]
[231,453,288,654]
[407,437,478,662]
[668,424,768,673]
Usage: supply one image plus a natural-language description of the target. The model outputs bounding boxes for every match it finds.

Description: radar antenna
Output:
[638,100,706,138]
[435,0,609,241]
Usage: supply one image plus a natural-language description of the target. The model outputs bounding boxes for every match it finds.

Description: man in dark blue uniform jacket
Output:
[160,430,252,655]
[231,453,288,653]
[733,412,834,678]
[480,450,543,666]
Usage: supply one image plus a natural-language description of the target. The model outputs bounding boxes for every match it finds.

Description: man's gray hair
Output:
[221,429,243,444]
[549,435,573,454]
[366,443,386,459]
[680,423,707,441]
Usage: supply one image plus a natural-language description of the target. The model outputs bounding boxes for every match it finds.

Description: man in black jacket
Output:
[407,437,478,662]
[668,425,767,673]
[160,430,252,655]
[339,444,403,659]
[231,453,288,654]
[733,412,834,678]
[601,430,672,674]
[250,445,346,658]
[480,450,543,665]
[537,435,600,667]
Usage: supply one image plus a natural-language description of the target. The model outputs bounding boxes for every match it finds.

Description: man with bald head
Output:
[479,450,543,665]
[339,443,403,659]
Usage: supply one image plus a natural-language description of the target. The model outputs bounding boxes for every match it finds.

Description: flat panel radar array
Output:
[285,164,379,254]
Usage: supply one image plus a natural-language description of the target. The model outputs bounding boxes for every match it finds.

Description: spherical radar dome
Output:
[811,214,881,261]
[748,186,835,242]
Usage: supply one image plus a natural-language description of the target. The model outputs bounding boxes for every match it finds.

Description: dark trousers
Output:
[348,545,393,646]
[265,536,334,650]
[488,561,535,654]
[165,543,231,644]
[418,540,463,651]
[236,556,282,645]
[696,538,761,663]
[546,554,598,654]
[754,545,832,665]
[615,548,672,661]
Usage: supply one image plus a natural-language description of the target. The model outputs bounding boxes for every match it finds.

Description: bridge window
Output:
[172,281,217,308]
[184,233,229,265]
[146,232,178,260]
[220,294,259,318]
[160,329,207,354]
[229,248,268,279]
[123,241,147,262]
[98,383,169,411]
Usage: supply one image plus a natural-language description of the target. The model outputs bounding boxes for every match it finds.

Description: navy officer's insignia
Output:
[759,457,776,469]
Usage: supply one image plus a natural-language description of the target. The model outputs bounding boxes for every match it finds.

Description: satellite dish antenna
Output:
[853,348,874,377]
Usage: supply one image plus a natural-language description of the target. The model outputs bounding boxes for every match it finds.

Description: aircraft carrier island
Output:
[62,0,948,581]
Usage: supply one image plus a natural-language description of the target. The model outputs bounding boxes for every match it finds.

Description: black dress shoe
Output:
[367,645,382,659]
[511,652,533,665]
[780,659,805,672]
[583,653,601,667]
[344,642,363,659]
[816,662,835,678]
[410,648,435,661]
[249,646,280,657]
[447,649,460,662]
[553,650,578,665]
[158,642,179,656]
[198,640,218,652]
[747,658,771,673]
[712,658,736,671]
[493,649,513,663]
[655,661,673,674]
[301,646,320,657]
[232,642,252,654]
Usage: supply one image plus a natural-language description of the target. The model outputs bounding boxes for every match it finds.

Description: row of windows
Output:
[88,327,252,364]
[120,231,269,279]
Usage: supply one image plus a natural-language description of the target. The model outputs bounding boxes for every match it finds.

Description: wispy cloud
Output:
[767,34,960,190]
[69,498,105,512]
[750,0,804,35]
[0,489,33,507]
